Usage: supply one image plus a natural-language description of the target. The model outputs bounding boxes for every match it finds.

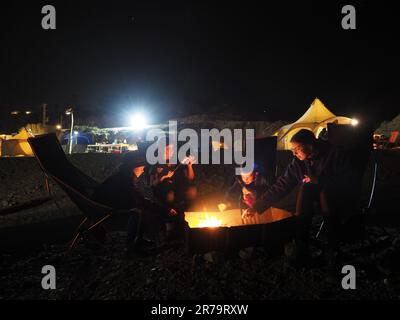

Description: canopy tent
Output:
[274,98,353,150]
[0,128,34,157]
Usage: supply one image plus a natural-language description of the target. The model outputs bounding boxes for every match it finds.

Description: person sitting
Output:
[92,150,176,254]
[218,164,270,212]
[146,140,196,240]
[242,129,356,270]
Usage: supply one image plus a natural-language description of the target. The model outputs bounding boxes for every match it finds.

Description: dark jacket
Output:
[146,163,194,210]
[225,174,270,209]
[253,140,356,213]
[92,165,170,217]
[92,169,138,210]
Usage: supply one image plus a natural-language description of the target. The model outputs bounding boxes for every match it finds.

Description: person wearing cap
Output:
[242,129,355,270]
[218,164,270,212]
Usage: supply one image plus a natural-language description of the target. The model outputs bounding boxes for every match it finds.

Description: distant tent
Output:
[274,98,353,150]
[60,131,94,146]
[0,128,34,157]
[376,114,400,136]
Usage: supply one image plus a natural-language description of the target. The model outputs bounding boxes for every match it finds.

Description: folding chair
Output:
[253,136,278,183]
[28,133,136,253]
[315,123,375,242]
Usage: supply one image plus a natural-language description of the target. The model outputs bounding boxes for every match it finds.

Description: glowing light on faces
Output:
[133,166,145,178]
[290,142,306,160]
[240,171,255,185]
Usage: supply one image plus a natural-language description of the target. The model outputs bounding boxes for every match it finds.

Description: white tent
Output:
[274,98,353,150]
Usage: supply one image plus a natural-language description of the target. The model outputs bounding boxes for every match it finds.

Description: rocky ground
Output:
[2,224,400,300]
[1,150,400,300]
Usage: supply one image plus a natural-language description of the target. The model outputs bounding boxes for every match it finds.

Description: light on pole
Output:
[65,108,74,154]
[74,131,79,146]
[129,112,148,130]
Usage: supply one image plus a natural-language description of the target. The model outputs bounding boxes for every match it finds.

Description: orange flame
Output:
[198,213,223,228]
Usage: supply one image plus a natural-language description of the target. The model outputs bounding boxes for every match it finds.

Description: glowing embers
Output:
[197,213,223,228]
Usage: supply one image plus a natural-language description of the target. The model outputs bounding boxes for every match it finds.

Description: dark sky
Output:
[1,0,399,131]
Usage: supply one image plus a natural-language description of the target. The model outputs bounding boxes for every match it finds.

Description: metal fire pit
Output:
[184,208,295,254]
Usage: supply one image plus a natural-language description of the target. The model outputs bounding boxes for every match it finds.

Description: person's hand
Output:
[243,192,256,207]
[218,203,227,212]
[168,208,178,217]
[160,170,175,182]
[181,155,196,166]
[303,174,318,184]
[241,208,256,219]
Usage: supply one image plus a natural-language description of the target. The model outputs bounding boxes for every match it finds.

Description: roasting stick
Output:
[172,155,196,173]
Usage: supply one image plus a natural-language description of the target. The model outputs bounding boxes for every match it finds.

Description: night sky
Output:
[1,0,399,131]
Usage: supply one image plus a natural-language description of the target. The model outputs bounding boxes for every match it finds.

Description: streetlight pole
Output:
[65,108,74,154]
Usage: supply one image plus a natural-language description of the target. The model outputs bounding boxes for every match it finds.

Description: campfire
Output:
[198,213,223,228]
[184,208,295,253]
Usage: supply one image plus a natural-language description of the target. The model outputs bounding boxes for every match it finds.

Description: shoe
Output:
[126,237,156,257]
[134,237,155,249]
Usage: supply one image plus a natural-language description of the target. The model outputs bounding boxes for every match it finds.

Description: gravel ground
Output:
[2,225,400,300]
[0,150,399,300]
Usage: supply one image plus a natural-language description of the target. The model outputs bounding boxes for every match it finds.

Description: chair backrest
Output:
[253,136,277,182]
[327,123,374,191]
[28,134,106,218]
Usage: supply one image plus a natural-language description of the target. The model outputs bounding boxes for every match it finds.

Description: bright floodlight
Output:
[74,131,79,135]
[56,124,62,130]
[130,113,147,130]
[351,118,359,126]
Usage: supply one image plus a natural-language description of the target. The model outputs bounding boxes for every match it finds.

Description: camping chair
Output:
[28,133,137,254]
[315,123,375,242]
[253,136,278,182]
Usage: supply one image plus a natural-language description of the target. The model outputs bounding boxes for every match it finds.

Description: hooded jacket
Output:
[252,140,356,213]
